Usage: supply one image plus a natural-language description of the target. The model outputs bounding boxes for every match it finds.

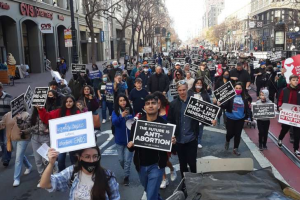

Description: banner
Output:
[32,87,49,107]
[279,103,300,127]
[213,81,236,105]
[49,112,96,153]
[184,97,220,126]
[169,83,178,97]
[282,55,300,83]
[89,70,101,79]
[252,103,276,119]
[24,86,33,111]
[143,47,152,54]
[133,120,176,152]
[106,83,114,103]
[71,64,86,74]
[11,94,25,118]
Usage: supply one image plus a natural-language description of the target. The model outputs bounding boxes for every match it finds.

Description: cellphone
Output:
[125,107,130,112]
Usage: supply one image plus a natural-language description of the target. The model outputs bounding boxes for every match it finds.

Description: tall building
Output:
[202,0,225,29]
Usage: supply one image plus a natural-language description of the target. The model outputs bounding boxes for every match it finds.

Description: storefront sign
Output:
[133,120,176,152]
[24,86,33,111]
[32,87,49,107]
[11,94,25,118]
[49,112,96,153]
[106,83,114,103]
[20,3,53,20]
[58,15,64,21]
[71,64,86,74]
[279,103,300,127]
[39,22,53,34]
[0,2,10,10]
[213,81,236,105]
[252,103,276,119]
[184,97,220,126]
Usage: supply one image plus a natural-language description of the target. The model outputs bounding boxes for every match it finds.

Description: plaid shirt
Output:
[46,166,120,200]
[0,92,12,120]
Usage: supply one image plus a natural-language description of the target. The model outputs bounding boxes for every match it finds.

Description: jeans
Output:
[0,129,11,163]
[101,97,113,120]
[198,124,204,144]
[58,151,76,172]
[226,118,245,149]
[31,134,50,175]
[12,140,32,181]
[138,164,164,200]
[116,144,133,178]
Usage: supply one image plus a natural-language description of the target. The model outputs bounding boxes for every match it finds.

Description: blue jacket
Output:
[112,111,133,145]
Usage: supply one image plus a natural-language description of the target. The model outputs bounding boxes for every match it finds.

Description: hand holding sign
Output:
[47,148,59,165]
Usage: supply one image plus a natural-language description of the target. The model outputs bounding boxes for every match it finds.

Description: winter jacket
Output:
[130,67,138,81]
[17,116,48,136]
[278,84,300,107]
[221,95,250,120]
[68,77,86,100]
[148,73,170,93]
[138,72,151,91]
[256,89,272,121]
[38,108,81,125]
[187,89,211,103]
[78,96,99,113]
[112,111,133,146]
[197,69,210,79]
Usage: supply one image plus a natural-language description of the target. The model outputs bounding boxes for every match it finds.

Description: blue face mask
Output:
[103,78,107,82]
[277,65,281,68]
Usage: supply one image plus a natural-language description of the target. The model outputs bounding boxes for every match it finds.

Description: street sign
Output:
[64,29,72,47]
[249,21,255,28]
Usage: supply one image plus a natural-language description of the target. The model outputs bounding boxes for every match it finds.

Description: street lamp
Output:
[70,0,79,63]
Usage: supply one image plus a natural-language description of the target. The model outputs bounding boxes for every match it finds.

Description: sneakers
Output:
[170,170,177,181]
[141,191,147,200]
[233,148,241,156]
[37,183,41,188]
[259,144,263,151]
[160,178,169,189]
[225,141,229,150]
[198,144,203,149]
[24,166,32,175]
[102,119,106,124]
[263,145,268,150]
[3,161,9,167]
[13,180,20,187]
[124,176,130,186]
[278,140,282,148]
[295,150,300,157]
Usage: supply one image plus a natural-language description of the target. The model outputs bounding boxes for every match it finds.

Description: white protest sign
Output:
[11,93,25,118]
[37,143,50,161]
[279,103,300,127]
[32,87,49,107]
[49,112,96,153]
[24,86,33,111]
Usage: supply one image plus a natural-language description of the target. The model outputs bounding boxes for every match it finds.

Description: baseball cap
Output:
[175,62,181,66]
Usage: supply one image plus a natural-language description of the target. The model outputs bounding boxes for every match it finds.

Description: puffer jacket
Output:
[17,116,48,136]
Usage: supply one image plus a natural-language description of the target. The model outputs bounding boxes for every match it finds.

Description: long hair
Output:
[152,91,169,108]
[80,85,95,97]
[235,82,246,99]
[191,78,207,93]
[60,95,78,117]
[30,107,39,126]
[113,94,133,116]
[72,147,113,200]
[45,90,58,112]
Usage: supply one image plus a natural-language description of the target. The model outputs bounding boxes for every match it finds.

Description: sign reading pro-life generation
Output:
[49,112,96,153]
[32,87,49,107]
[133,120,176,152]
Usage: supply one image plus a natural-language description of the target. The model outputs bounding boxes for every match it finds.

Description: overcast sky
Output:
[166,0,251,42]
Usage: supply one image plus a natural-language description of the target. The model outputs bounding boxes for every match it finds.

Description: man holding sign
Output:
[128,94,176,200]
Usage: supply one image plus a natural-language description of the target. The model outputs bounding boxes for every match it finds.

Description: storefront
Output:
[0,0,79,73]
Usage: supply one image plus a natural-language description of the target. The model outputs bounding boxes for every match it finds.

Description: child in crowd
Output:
[76,100,88,113]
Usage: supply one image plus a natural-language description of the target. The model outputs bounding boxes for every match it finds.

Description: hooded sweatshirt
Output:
[256,89,272,121]
[278,84,300,107]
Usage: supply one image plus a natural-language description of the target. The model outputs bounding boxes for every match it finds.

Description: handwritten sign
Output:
[133,120,176,152]
[169,83,178,97]
[49,112,96,153]
[106,83,114,102]
[32,87,49,107]
[24,86,33,111]
[11,94,25,118]
[213,81,236,105]
[279,103,300,127]
[252,103,276,119]
[71,64,86,74]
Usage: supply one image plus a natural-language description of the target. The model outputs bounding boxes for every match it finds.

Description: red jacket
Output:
[278,85,300,107]
[38,108,80,125]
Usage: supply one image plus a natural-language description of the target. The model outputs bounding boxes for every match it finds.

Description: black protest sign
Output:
[204,75,213,90]
[252,103,276,119]
[11,93,25,118]
[184,97,220,126]
[105,83,114,103]
[169,83,178,97]
[32,87,49,107]
[133,120,176,152]
[24,85,34,110]
[71,64,86,74]
[213,81,236,105]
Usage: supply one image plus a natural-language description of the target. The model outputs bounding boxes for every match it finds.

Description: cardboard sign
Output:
[11,94,25,118]
[184,97,220,126]
[279,103,300,127]
[32,87,49,107]
[49,112,96,153]
[169,83,178,97]
[106,83,114,102]
[24,86,33,111]
[71,64,86,74]
[282,55,300,83]
[213,81,236,105]
[133,120,176,152]
[89,70,101,79]
[204,75,213,89]
[252,103,276,119]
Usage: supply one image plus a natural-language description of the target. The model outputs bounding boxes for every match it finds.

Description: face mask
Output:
[114,65,118,69]
[195,86,202,89]
[103,78,107,82]
[266,71,271,74]
[144,69,148,72]
[80,160,98,173]
[47,97,55,102]
[235,89,242,95]
[223,75,229,79]
[277,65,281,68]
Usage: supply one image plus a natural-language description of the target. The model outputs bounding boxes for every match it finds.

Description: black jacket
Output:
[138,72,151,91]
[108,68,122,81]
[167,96,199,139]
[128,116,168,172]
[148,73,170,93]
[187,89,211,103]
[221,95,251,120]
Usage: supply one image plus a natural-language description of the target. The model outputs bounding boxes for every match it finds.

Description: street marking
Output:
[102,144,118,156]
[98,130,114,150]
[204,126,226,134]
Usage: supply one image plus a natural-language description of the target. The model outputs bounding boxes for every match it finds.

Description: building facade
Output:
[202,0,225,29]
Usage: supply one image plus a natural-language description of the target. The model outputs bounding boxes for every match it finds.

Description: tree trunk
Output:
[89,16,97,64]
[117,28,126,62]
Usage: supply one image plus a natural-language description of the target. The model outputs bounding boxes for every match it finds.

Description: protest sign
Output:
[32,87,49,107]
[184,97,220,126]
[71,64,86,74]
[279,103,300,127]
[204,75,213,89]
[11,93,25,118]
[213,81,236,105]
[106,83,114,102]
[49,112,96,153]
[24,85,33,111]
[133,120,176,152]
[89,70,101,79]
[282,55,300,83]
[169,83,178,97]
[252,103,276,119]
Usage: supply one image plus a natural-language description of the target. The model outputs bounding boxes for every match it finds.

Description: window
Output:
[275,10,280,17]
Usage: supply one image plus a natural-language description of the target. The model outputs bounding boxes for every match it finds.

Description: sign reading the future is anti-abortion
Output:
[49,112,96,153]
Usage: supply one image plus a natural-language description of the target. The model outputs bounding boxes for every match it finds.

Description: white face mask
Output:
[195,86,202,89]
[266,71,271,74]
[144,69,148,72]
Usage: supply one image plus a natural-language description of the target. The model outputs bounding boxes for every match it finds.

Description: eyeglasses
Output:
[81,155,101,161]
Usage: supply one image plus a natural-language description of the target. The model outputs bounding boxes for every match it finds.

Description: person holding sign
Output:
[219,82,251,156]
[40,147,120,200]
[112,94,134,186]
[98,74,113,123]
[38,95,81,171]
[127,94,176,200]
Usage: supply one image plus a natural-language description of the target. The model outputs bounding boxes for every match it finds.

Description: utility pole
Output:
[70,0,79,63]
